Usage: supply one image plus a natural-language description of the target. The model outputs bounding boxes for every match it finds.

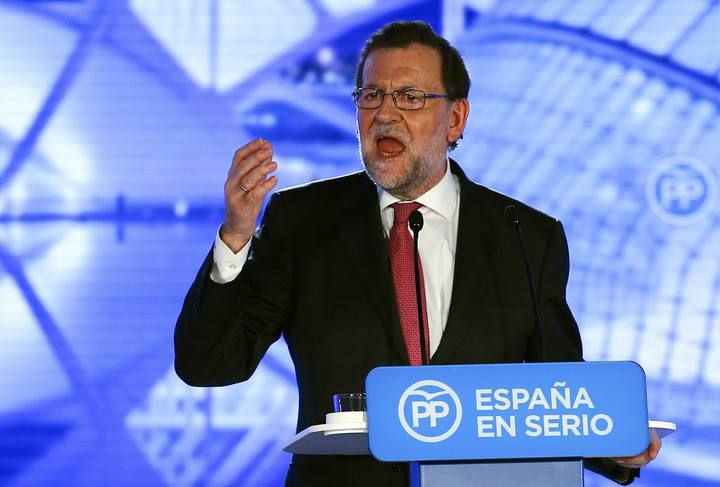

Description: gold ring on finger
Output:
[239,182,250,192]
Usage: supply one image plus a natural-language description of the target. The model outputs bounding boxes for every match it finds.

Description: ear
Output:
[446,98,470,145]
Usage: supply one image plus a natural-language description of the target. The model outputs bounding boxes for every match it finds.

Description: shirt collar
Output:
[378,158,459,221]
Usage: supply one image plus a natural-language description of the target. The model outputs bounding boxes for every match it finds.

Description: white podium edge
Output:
[649,420,676,439]
[282,419,676,455]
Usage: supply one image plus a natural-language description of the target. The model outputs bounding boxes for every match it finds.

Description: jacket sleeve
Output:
[527,219,583,362]
[535,220,639,484]
[584,458,639,485]
[174,192,292,386]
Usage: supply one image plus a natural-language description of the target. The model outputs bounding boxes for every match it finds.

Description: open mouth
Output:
[376,136,406,158]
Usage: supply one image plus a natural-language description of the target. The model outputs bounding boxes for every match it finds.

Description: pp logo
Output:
[646,155,717,225]
[397,380,462,443]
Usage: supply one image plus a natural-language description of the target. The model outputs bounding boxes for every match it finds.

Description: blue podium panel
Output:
[366,361,649,462]
[412,459,584,487]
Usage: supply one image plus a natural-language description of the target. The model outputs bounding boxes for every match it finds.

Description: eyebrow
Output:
[362,85,418,92]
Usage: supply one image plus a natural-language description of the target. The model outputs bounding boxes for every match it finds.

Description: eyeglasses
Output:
[352,88,448,111]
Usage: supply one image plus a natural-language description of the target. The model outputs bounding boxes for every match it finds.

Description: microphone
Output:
[504,205,545,361]
[409,210,429,365]
[409,210,423,233]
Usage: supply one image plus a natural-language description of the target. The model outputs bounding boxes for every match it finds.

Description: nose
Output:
[375,92,402,123]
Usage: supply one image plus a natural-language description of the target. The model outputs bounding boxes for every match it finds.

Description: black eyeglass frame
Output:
[351,88,449,111]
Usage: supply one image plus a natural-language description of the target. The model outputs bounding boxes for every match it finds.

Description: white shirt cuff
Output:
[210,229,251,283]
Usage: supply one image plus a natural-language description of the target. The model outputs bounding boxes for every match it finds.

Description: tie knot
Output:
[391,202,423,226]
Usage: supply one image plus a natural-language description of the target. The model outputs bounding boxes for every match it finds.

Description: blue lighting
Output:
[0,1,718,486]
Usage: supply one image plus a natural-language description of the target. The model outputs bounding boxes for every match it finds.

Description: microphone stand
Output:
[409,210,428,365]
[505,205,546,361]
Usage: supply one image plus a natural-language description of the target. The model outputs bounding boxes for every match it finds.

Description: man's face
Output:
[357,43,468,200]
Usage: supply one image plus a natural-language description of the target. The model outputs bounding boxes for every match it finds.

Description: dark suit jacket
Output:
[174,160,636,486]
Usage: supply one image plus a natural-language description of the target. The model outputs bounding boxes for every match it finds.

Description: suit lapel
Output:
[336,173,409,364]
[431,162,499,364]
[332,165,501,366]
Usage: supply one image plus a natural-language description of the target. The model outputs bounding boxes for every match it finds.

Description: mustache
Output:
[370,125,410,145]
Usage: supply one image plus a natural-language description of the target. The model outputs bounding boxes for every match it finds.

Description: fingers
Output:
[229,141,271,180]
[611,431,662,468]
[240,159,278,192]
[613,457,641,468]
[648,429,662,459]
[247,174,278,200]
[228,139,277,192]
[612,456,644,469]
[231,137,268,166]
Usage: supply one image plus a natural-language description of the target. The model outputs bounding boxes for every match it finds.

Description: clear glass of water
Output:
[332,393,367,412]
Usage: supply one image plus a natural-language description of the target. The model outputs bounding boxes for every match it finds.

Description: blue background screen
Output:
[1,1,718,485]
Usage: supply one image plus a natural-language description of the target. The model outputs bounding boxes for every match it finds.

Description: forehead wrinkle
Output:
[362,72,435,93]
[362,46,444,93]
[362,68,424,90]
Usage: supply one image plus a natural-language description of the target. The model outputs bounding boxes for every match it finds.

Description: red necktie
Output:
[389,202,430,366]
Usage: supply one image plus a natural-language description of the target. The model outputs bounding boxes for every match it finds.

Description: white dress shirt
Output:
[211,161,461,357]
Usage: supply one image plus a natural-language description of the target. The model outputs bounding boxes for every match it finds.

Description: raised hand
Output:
[220,138,278,252]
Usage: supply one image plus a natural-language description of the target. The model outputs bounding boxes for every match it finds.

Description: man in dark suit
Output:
[175,21,659,486]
